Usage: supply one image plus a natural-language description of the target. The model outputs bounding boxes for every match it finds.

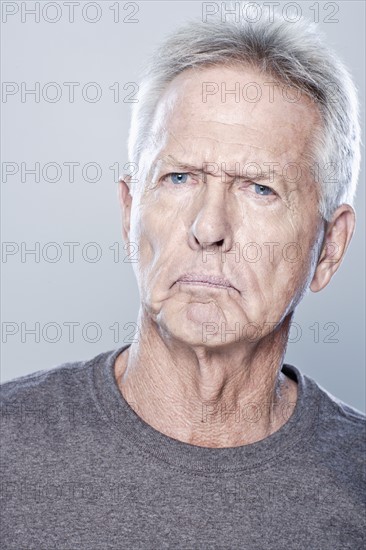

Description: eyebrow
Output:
[154,154,290,188]
[154,155,207,174]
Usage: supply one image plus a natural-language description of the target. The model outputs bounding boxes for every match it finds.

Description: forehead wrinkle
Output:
[166,133,274,152]
[196,119,265,134]
[154,119,281,155]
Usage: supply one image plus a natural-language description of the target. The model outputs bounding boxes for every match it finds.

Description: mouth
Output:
[175,273,236,291]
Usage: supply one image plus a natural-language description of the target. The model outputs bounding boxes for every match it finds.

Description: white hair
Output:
[127,8,361,221]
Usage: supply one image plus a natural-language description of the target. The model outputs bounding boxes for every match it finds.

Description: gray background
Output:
[1,1,365,412]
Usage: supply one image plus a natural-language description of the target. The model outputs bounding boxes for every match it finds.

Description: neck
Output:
[114,309,298,448]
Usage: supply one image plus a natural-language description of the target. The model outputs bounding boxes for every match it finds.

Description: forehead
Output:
[150,64,322,168]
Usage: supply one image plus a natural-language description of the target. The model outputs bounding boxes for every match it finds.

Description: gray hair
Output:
[127,8,361,221]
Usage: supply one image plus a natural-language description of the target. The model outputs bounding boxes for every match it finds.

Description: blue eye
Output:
[170,173,188,185]
[254,183,274,196]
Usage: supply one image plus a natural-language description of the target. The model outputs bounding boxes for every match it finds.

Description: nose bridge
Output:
[191,176,233,250]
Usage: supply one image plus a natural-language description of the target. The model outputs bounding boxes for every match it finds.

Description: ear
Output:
[118,178,133,243]
[310,204,356,292]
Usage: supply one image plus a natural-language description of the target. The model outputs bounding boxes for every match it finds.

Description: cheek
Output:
[130,201,161,253]
[261,227,318,308]
[130,199,187,290]
[137,197,189,253]
[236,219,312,304]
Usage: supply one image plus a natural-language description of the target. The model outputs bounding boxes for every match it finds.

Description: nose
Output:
[188,181,234,253]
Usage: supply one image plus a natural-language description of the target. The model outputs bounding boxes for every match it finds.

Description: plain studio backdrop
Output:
[1,1,365,412]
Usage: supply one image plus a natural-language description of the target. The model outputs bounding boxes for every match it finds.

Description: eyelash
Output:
[161,172,276,198]
[161,172,198,189]
[241,180,276,198]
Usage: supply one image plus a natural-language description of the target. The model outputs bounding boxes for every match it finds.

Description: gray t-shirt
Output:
[1,345,365,549]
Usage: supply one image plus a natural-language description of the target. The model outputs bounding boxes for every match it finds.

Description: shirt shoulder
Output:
[284,364,365,463]
[0,349,112,403]
[304,372,365,470]
[313,377,365,427]
[0,349,117,449]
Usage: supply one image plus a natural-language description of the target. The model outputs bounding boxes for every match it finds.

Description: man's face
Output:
[126,65,324,347]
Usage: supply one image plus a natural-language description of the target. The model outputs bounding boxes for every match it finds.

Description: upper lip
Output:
[176,272,235,289]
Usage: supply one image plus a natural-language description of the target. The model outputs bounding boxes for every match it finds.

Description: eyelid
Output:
[242,179,276,194]
[161,173,276,195]
[239,177,271,186]
[162,171,199,182]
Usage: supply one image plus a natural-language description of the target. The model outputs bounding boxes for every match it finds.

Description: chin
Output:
[157,300,243,348]
[163,323,238,349]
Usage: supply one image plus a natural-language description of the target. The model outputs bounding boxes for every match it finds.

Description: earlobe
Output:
[310,251,333,293]
[310,205,356,293]
[118,178,133,242]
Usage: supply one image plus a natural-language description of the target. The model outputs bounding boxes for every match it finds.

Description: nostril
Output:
[196,237,225,247]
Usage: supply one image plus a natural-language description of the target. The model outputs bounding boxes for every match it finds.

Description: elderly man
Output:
[1,11,365,550]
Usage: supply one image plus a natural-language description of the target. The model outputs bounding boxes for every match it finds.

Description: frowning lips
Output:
[175,273,237,290]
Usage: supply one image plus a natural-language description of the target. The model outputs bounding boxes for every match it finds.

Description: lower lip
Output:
[176,280,233,290]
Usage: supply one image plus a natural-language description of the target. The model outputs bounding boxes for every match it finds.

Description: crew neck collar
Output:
[91,344,320,474]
